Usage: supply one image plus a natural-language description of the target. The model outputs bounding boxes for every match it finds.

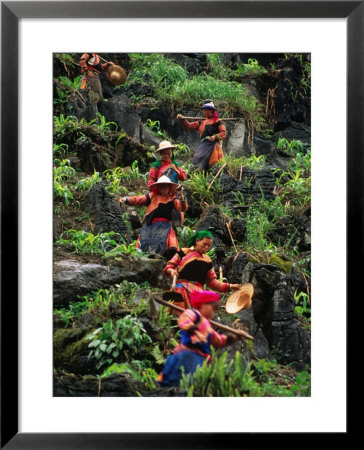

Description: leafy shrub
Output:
[53,159,76,205]
[53,114,82,143]
[103,241,143,258]
[87,315,152,369]
[75,170,101,191]
[145,119,167,139]
[234,58,267,77]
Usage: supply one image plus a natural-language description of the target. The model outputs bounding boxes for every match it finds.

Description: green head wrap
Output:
[187,230,213,247]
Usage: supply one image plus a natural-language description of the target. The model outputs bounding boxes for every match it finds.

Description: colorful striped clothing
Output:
[157,309,228,386]
[125,192,187,225]
[125,192,187,257]
[79,53,109,103]
[181,118,226,170]
[148,160,186,191]
[164,247,230,309]
[178,309,227,354]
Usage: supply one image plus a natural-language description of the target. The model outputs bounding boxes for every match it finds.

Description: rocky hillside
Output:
[53,53,311,397]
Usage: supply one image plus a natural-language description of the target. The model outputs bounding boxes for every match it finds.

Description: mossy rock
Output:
[54,327,95,374]
[269,255,292,274]
[247,254,292,274]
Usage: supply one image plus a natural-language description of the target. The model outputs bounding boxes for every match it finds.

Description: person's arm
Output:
[206,267,230,293]
[178,310,207,344]
[206,267,240,292]
[176,164,187,182]
[119,194,149,206]
[147,167,158,187]
[101,61,114,71]
[209,121,227,142]
[164,251,182,277]
[177,114,200,131]
[173,198,188,213]
[211,330,238,348]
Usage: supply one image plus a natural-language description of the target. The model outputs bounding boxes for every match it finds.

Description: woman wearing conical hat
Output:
[148,140,187,227]
[177,99,227,171]
[119,175,188,259]
[147,140,187,192]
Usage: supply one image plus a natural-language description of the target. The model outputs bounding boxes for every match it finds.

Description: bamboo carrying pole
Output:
[153,296,254,340]
[177,115,240,121]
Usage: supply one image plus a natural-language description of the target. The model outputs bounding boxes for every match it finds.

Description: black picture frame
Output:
[1,1,357,448]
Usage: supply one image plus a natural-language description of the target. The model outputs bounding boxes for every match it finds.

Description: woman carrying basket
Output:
[177,99,226,171]
[164,230,240,311]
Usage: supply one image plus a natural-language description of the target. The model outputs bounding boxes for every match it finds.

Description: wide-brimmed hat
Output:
[225,283,254,314]
[155,140,177,153]
[107,64,127,86]
[149,175,179,191]
[201,99,216,110]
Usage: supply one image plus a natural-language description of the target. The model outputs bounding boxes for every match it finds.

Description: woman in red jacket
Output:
[79,53,114,104]
[177,99,227,171]
[119,175,188,259]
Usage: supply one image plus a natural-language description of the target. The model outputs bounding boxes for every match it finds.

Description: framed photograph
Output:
[2,1,357,448]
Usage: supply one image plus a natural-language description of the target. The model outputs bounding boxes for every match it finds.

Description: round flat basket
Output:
[225,283,254,314]
[107,65,127,86]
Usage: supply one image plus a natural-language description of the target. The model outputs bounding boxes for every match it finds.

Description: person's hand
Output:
[230,284,241,291]
[209,135,217,142]
[226,333,239,344]
[167,268,178,279]
[190,330,207,344]
[169,164,179,173]
[176,114,183,120]
[119,197,126,204]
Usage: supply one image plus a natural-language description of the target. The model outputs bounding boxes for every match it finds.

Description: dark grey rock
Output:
[53,258,165,307]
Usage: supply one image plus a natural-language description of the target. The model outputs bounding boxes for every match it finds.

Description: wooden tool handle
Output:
[154,297,254,340]
[171,275,177,291]
[177,115,240,122]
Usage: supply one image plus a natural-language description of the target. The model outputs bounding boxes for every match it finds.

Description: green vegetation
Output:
[53,159,77,205]
[55,230,124,255]
[180,349,311,397]
[87,315,152,369]
[125,53,266,131]
[53,52,311,397]
[54,282,152,327]
[101,362,158,390]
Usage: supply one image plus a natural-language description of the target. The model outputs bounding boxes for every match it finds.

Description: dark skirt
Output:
[191,140,215,171]
[85,73,103,104]
[158,351,205,387]
[139,221,174,255]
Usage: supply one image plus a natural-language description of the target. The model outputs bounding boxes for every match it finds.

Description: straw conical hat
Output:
[225,283,254,314]
[107,64,127,86]
[149,175,179,190]
[155,140,177,152]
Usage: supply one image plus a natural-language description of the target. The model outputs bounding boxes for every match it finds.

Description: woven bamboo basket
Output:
[107,65,127,86]
[225,283,254,314]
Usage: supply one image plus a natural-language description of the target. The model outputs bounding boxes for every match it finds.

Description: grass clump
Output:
[180,349,311,397]
[125,53,265,131]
